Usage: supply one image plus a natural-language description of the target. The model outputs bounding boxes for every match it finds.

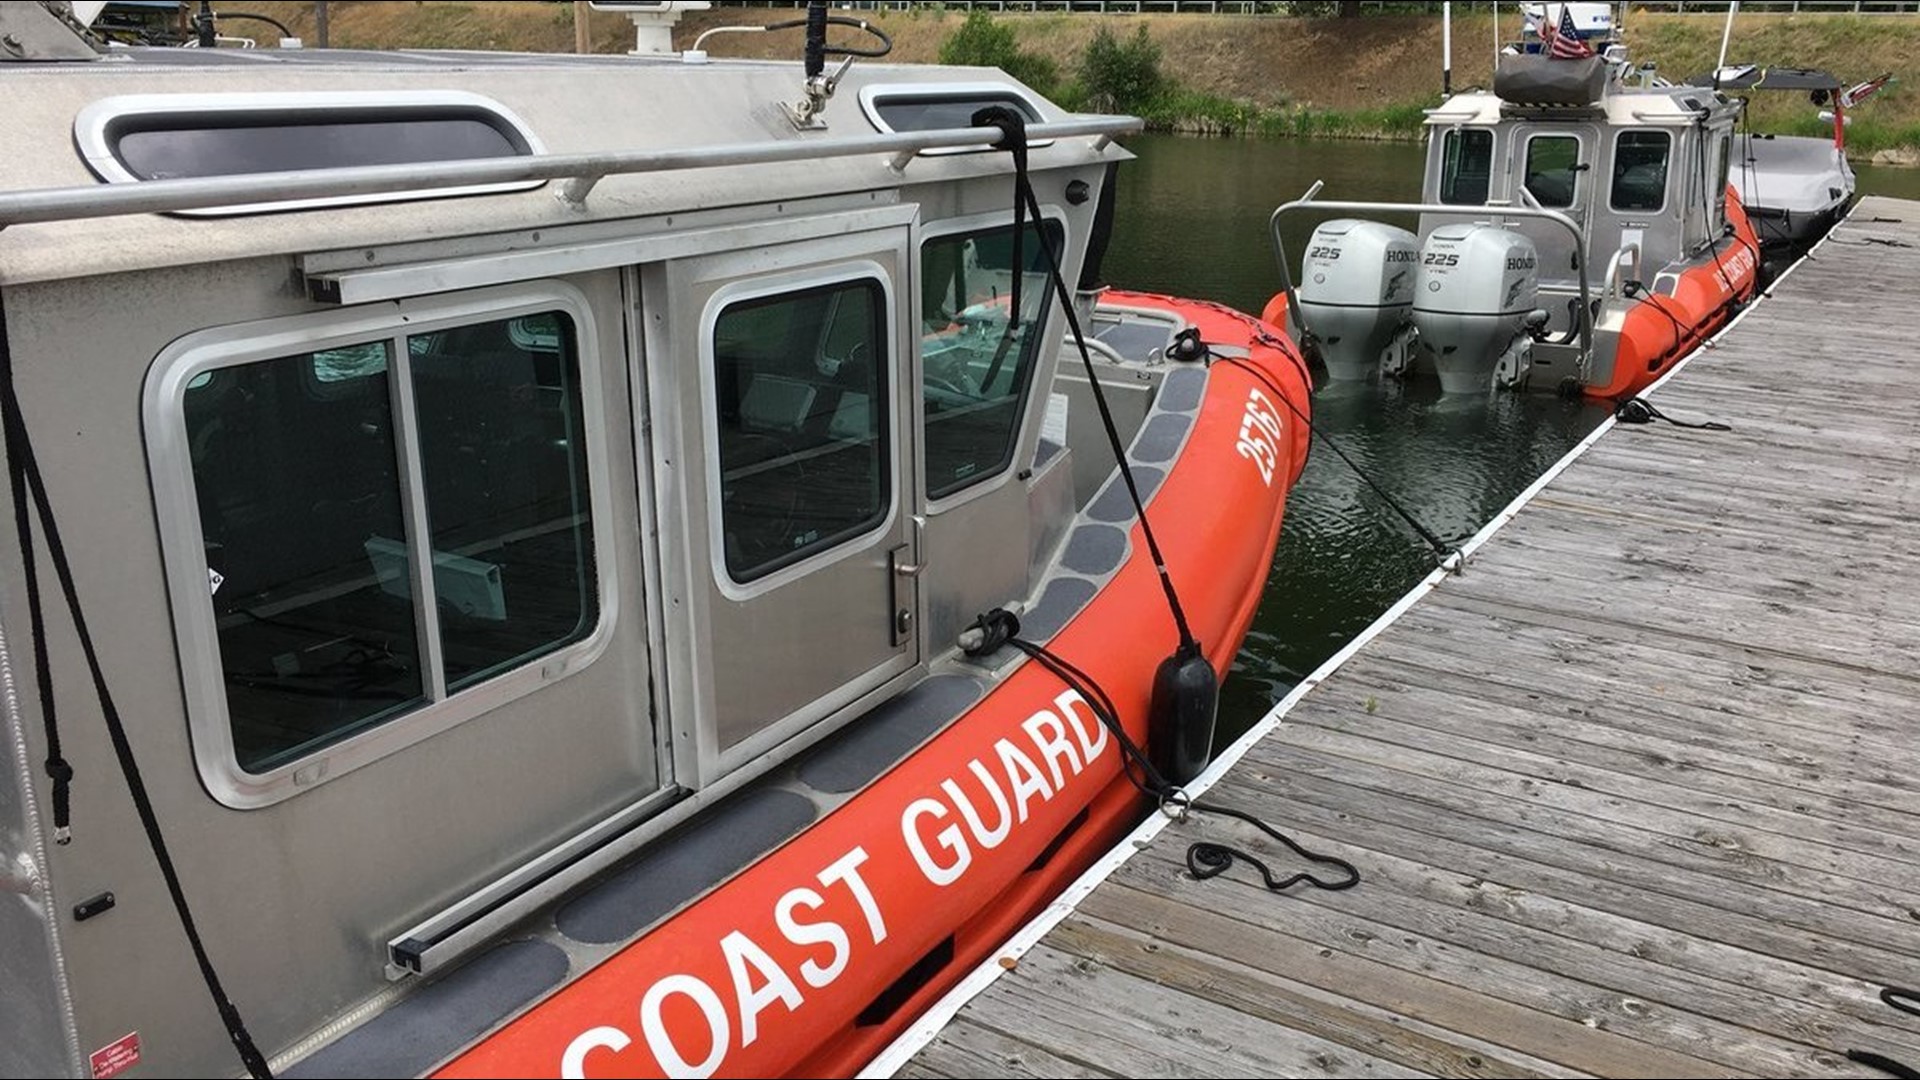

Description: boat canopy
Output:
[1687,65,1843,93]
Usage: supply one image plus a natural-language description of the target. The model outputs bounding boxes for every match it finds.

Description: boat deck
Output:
[880,196,1920,1079]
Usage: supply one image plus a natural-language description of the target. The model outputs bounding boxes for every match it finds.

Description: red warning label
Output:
[89,1032,140,1079]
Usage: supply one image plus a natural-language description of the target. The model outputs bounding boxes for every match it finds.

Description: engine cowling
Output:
[1411,224,1541,393]
[1296,219,1419,381]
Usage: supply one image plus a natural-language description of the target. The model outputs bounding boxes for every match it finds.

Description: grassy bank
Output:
[226,5,1920,156]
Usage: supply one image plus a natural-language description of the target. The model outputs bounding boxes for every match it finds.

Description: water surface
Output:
[1099,134,1612,742]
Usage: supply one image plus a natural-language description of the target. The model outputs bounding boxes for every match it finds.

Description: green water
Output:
[1098,134,1614,740]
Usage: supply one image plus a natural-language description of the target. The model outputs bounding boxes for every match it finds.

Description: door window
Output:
[711,279,890,582]
[1524,134,1581,208]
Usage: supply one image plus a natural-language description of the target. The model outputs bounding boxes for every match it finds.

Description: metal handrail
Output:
[0,115,1140,229]
[1268,181,1596,378]
[1602,241,1643,302]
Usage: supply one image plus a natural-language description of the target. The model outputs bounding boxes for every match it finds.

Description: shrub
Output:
[1081,25,1165,114]
[938,10,1059,97]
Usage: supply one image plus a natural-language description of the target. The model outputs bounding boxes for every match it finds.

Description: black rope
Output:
[1187,803,1362,894]
[1622,280,1693,344]
[1848,986,1920,1078]
[972,106,1198,649]
[0,298,274,1079]
[1209,346,1458,570]
[1849,1051,1920,1080]
[1694,117,1743,300]
[963,611,1360,895]
[1613,397,1731,431]
[1168,305,1455,568]
[1,315,69,846]
[211,11,296,38]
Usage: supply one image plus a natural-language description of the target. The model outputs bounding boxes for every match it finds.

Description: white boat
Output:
[1688,65,1888,255]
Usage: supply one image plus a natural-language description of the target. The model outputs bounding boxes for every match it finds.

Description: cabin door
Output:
[640,224,921,787]
[1515,124,1597,278]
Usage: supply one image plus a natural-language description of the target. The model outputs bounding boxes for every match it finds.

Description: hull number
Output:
[1236,388,1284,487]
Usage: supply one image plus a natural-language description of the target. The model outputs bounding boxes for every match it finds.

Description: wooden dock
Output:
[880,196,1920,1079]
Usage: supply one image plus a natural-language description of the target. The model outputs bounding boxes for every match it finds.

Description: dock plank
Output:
[1157,770,1920,1048]
[1111,831,1896,1074]
[895,199,1920,1080]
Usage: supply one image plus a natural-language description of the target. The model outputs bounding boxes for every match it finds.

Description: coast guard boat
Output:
[0,2,1310,1076]
[1266,4,1760,398]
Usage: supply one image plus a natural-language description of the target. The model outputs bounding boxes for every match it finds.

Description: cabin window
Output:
[1711,132,1732,228]
[920,220,1062,500]
[1439,128,1494,205]
[858,83,1050,155]
[1611,130,1671,212]
[712,280,890,582]
[1523,134,1580,209]
[176,309,597,776]
[75,91,543,215]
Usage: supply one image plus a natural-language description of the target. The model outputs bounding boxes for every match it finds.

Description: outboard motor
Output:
[1411,224,1542,393]
[1296,219,1420,381]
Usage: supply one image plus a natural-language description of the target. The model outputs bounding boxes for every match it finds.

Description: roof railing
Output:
[0,115,1138,229]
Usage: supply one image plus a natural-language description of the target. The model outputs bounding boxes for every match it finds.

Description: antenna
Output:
[194,0,216,48]
[1443,2,1453,96]
[1716,1,1740,74]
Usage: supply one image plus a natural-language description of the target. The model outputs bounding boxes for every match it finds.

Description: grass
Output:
[216,5,1920,158]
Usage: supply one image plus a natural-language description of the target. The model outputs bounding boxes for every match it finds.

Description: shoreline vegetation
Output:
[231,3,1920,160]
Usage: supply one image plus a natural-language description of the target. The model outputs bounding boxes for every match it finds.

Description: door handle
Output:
[888,544,918,647]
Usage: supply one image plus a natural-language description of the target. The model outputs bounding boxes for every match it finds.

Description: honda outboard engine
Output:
[1296,219,1419,381]
[1411,224,1541,393]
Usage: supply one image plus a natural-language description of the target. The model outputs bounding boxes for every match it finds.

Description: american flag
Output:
[1540,4,1595,60]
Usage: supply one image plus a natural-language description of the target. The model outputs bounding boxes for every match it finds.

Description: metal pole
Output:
[1442,1,1452,96]
[573,1,591,54]
[315,1,329,48]
[1715,1,1739,73]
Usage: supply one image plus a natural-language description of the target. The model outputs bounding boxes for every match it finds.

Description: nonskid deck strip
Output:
[876,198,1920,1079]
